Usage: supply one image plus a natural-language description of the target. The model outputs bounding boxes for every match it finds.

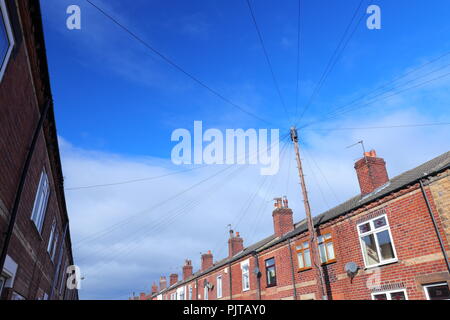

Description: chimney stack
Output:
[354,150,389,195]
[182,259,193,280]
[201,250,213,271]
[151,282,158,295]
[139,292,146,300]
[159,276,167,290]
[228,230,244,258]
[169,273,178,286]
[272,196,294,237]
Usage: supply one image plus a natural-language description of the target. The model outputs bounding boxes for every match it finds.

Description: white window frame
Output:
[371,288,408,300]
[31,170,51,233]
[188,286,192,300]
[0,275,6,295]
[217,275,222,298]
[47,219,59,261]
[423,282,450,300]
[0,0,15,82]
[241,259,250,291]
[357,214,398,268]
[203,285,208,300]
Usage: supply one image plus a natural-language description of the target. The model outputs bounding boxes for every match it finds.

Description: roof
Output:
[155,151,450,296]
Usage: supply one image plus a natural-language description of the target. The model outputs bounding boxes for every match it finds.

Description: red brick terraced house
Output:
[146,150,450,301]
[0,0,77,300]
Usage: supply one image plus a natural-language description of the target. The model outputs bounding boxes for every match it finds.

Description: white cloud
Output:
[61,105,449,299]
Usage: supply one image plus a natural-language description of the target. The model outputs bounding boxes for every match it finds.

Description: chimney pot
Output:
[272,197,294,237]
[201,251,213,271]
[228,231,244,258]
[159,276,167,290]
[169,273,178,286]
[354,149,389,195]
[182,259,193,280]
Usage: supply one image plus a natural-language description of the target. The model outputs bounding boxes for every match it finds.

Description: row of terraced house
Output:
[137,149,450,300]
[0,0,77,299]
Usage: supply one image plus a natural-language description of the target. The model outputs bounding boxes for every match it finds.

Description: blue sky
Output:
[40,0,450,299]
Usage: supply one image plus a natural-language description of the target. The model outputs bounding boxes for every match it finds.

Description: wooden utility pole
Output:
[290,126,327,300]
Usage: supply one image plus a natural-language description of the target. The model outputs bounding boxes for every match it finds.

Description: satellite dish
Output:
[344,262,359,280]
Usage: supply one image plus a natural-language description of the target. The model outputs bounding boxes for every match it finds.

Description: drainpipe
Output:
[0,100,52,277]
[419,180,450,273]
[49,222,69,299]
[252,251,261,300]
[228,261,232,300]
[287,237,298,300]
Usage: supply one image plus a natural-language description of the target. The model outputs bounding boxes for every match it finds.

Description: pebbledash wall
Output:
[0,0,77,300]
[138,150,450,301]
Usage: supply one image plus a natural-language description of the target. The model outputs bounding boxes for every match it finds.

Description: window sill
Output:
[242,288,250,292]
[266,284,277,288]
[297,267,312,273]
[364,259,398,270]
[321,259,337,266]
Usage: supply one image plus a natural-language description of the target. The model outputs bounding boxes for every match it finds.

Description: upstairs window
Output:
[31,170,51,233]
[188,286,192,300]
[0,0,14,82]
[203,285,208,300]
[357,215,397,268]
[265,258,277,287]
[318,233,336,264]
[217,275,222,298]
[296,241,311,271]
[241,260,250,291]
[47,219,59,261]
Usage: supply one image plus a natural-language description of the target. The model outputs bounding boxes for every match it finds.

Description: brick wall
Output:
[154,178,450,300]
[0,0,76,300]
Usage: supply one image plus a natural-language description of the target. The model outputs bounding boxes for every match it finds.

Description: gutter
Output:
[419,180,450,274]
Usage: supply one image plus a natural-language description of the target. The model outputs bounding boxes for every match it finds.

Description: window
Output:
[188,286,192,300]
[241,260,250,291]
[0,275,6,295]
[423,283,450,300]
[203,285,208,300]
[178,287,185,300]
[357,215,397,268]
[217,275,222,298]
[372,289,408,300]
[318,233,336,264]
[265,258,277,287]
[59,255,67,295]
[47,219,59,261]
[0,0,15,82]
[31,170,50,233]
[296,241,311,270]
